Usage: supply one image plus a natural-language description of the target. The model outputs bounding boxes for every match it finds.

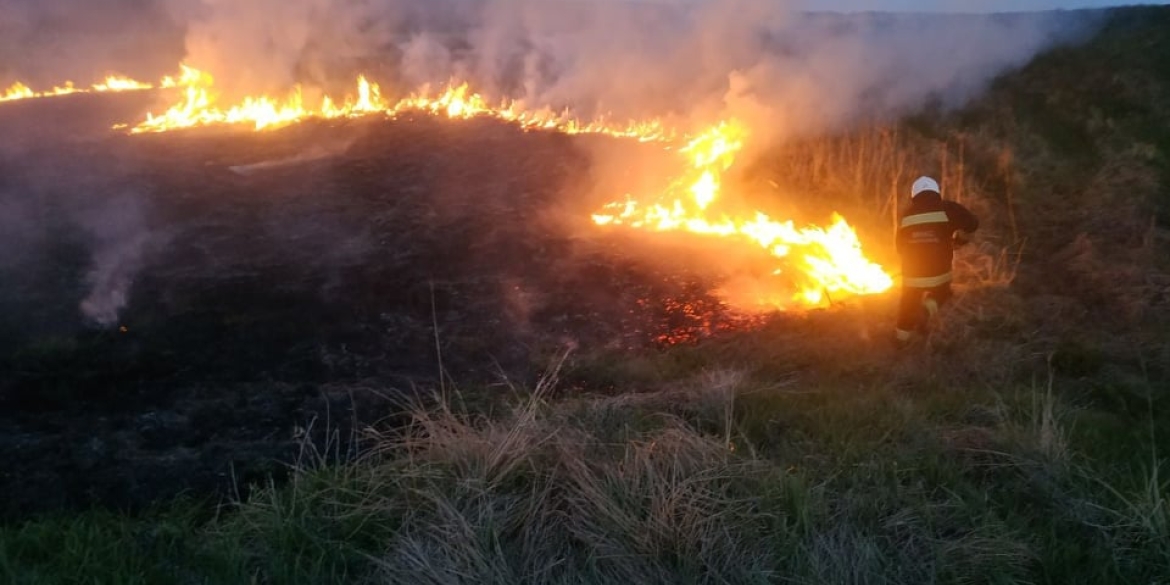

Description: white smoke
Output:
[0,0,1104,328]
[168,0,1095,143]
[2,0,1096,146]
[1,0,1102,140]
[0,0,182,86]
[0,147,164,329]
[76,193,167,327]
[397,0,1098,142]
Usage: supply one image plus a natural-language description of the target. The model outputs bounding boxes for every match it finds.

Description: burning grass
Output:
[6,62,898,312]
[1,76,154,102]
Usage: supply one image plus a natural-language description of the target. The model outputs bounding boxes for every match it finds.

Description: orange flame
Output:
[3,63,894,309]
[119,65,673,141]
[122,65,894,309]
[94,76,154,92]
[1,82,36,102]
[390,82,672,141]
[591,121,894,309]
[0,75,154,102]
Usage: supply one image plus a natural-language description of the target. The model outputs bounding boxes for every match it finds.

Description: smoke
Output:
[384,0,1100,143]
[724,8,1101,140]
[0,0,183,86]
[161,0,1098,148]
[0,132,166,330]
[161,0,373,97]
[76,193,167,327]
[227,133,358,176]
[0,0,1104,327]
[3,0,1100,142]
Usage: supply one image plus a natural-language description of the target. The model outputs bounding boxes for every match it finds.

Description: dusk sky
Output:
[802,0,1170,11]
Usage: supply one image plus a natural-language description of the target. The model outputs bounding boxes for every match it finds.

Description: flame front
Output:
[94,76,154,92]
[119,66,891,308]
[2,63,894,309]
[2,82,36,102]
[592,121,894,308]
[117,65,672,141]
[391,82,672,141]
[0,75,154,102]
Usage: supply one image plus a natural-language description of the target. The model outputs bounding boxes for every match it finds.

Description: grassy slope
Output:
[4,6,1170,585]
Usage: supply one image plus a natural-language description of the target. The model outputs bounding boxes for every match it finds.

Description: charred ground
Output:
[0,103,787,517]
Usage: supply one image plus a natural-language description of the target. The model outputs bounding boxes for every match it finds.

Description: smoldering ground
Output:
[0,127,166,334]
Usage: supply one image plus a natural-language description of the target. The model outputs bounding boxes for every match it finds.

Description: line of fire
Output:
[2,64,896,321]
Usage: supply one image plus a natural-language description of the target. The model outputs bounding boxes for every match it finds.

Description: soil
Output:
[0,94,778,520]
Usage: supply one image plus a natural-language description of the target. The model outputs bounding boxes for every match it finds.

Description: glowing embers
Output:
[592,121,894,310]
[636,295,772,347]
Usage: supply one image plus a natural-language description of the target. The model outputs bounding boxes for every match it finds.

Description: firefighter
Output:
[894,176,979,346]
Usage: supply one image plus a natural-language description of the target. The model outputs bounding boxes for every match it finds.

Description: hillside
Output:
[2,5,1170,584]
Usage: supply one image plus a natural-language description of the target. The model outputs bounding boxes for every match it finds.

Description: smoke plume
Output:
[76,193,167,327]
[153,0,1100,143]
[0,0,182,86]
[0,133,165,330]
[4,0,1100,142]
[1,0,1103,327]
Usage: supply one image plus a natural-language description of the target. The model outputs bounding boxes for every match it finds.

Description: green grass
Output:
[0,500,245,584]
[3,346,1167,584]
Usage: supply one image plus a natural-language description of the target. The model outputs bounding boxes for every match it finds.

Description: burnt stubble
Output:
[0,95,772,518]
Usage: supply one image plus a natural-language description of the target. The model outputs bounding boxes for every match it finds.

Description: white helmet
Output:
[911,176,940,198]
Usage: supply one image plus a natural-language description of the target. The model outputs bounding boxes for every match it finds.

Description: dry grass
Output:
[4,346,1169,583]
[991,358,1073,468]
[308,349,1115,583]
[359,357,778,584]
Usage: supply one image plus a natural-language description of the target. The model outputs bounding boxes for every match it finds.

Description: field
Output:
[2,5,1170,584]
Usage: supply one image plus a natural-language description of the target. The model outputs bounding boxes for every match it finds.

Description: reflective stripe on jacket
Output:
[896,192,978,287]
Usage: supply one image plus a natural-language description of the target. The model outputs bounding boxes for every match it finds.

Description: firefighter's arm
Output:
[945,201,979,246]
[945,200,979,234]
[953,231,970,248]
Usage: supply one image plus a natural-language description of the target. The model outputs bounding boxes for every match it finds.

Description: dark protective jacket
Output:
[896,191,979,288]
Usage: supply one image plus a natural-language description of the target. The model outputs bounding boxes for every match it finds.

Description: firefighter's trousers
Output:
[895,282,953,342]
